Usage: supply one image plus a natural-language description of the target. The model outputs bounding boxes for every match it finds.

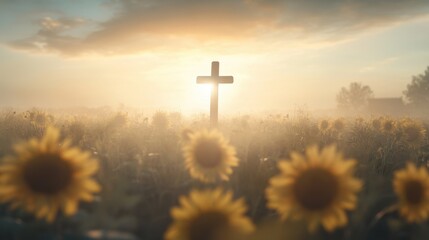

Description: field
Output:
[0,108,428,240]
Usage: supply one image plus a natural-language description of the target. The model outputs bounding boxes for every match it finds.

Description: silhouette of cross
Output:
[197,61,233,128]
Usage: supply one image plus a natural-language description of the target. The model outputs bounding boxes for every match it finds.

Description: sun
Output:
[198,84,214,99]
[182,79,214,113]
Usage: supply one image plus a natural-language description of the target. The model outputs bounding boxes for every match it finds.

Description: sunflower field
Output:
[0,108,428,240]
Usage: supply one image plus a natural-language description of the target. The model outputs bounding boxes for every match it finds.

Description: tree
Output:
[403,66,429,108]
[336,82,373,111]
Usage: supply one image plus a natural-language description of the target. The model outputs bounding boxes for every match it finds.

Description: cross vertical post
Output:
[196,61,234,128]
[210,62,219,128]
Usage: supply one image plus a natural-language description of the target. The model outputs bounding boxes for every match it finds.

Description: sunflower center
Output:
[188,211,229,240]
[293,168,339,210]
[194,139,223,168]
[23,153,73,194]
[404,180,424,205]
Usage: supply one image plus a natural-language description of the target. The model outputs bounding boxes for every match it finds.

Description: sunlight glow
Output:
[197,84,213,99]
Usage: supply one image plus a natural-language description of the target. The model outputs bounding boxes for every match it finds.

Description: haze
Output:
[1,0,429,114]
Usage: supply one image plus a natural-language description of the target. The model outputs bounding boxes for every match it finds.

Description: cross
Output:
[197,61,233,128]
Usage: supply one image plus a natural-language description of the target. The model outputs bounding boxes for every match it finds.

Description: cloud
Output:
[9,16,89,55]
[7,0,429,56]
[37,16,86,32]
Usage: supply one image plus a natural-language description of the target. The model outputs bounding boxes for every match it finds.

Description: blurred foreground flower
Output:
[165,188,254,240]
[182,130,238,183]
[266,145,362,232]
[393,163,429,223]
[0,127,100,222]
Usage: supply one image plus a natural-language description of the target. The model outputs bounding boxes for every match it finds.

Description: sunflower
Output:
[0,127,100,222]
[318,120,330,133]
[182,130,238,183]
[381,118,396,134]
[371,118,382,130]
[266,145,362,232]
[393,163,429,223]
[165,188,254,240]
[399,120,426,148]
[331,118,346,132]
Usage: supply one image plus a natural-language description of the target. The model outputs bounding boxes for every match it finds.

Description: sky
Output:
[1,0,429,114]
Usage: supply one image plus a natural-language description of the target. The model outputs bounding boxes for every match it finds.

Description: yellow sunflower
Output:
[371,118,382,130]
[182,130,238,183]
[381,118,396,134]
[393,163,429,223]
[399,120,426,148]
[0,127,100,222]
[266,145,362,232]
[165,188,254,240]
[331,118,346,132]
[318,120,330,133]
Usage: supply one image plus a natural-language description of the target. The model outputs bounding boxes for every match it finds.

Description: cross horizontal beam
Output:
[196,76,234,84]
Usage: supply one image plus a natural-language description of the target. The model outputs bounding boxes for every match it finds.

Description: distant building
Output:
[367,97,407,116]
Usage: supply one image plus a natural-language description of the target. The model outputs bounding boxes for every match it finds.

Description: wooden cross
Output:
[197,61,233,128]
